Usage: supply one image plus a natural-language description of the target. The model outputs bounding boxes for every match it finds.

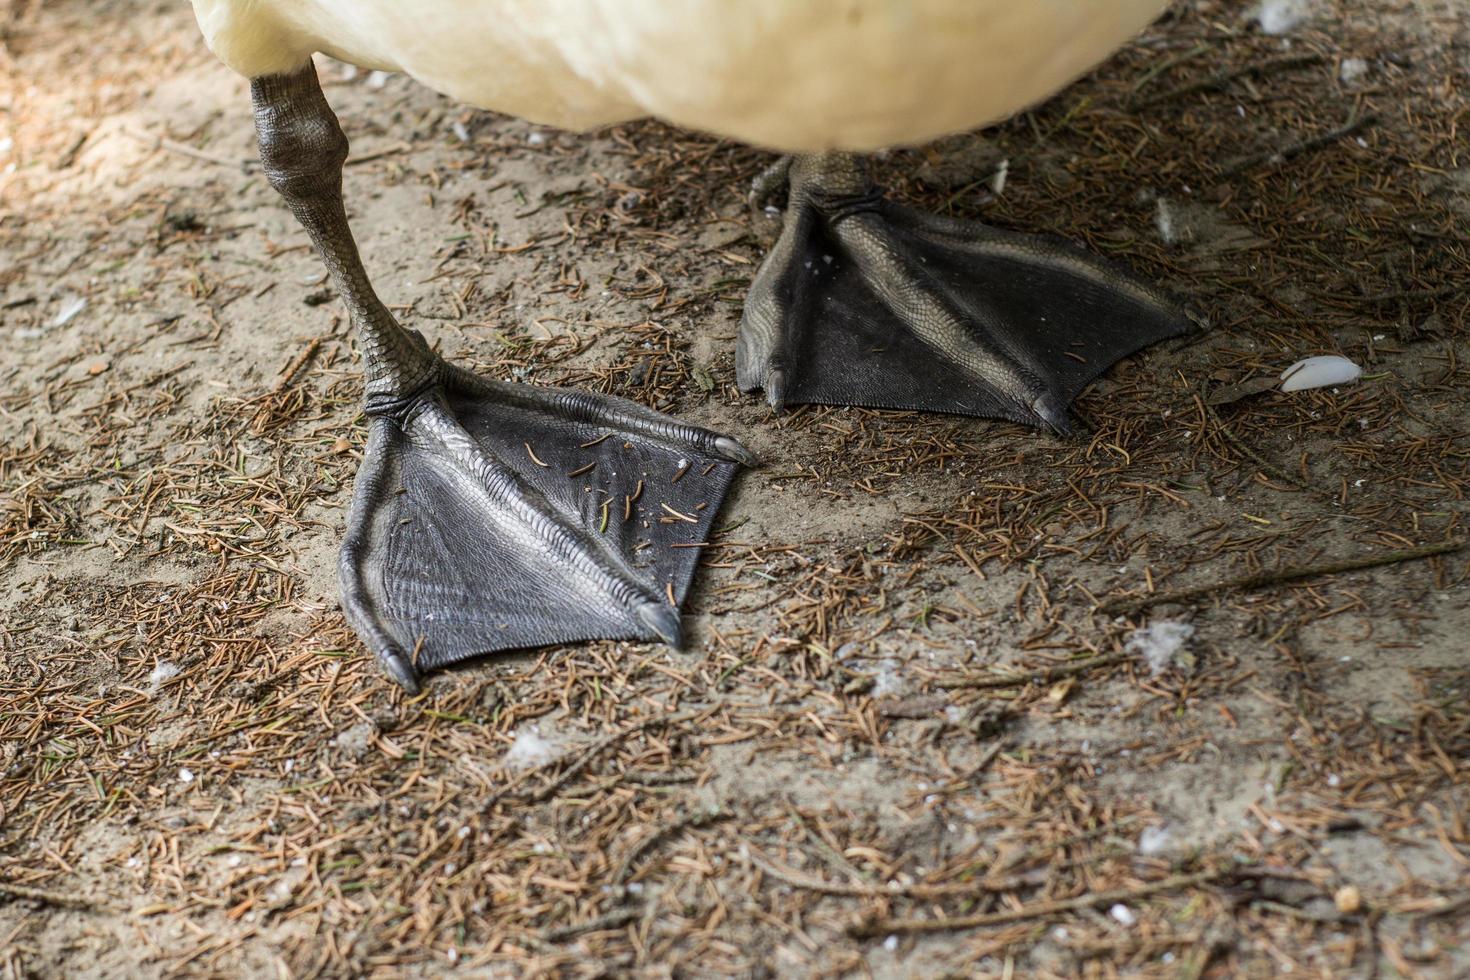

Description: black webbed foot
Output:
[737,153,1195,432]
[339,362,751,693]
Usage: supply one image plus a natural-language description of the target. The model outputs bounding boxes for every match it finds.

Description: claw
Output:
[765,367,787,411]
[1029,392,1073,437]
[379,646,421,695]
[714,436,760,467]
[636,600,685,649]
[749,156,792,211]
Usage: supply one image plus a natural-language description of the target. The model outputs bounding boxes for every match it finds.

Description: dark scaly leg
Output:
[738,153,1195,431]
[252,64,752,692]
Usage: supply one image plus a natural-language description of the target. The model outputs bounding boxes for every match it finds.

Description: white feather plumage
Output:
[190,0,1168,151]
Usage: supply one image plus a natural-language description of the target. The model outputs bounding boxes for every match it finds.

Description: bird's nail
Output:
[714,436,759,467]
[1030,392,1072,437]
[765,368,787,411]
[636,600,684,649]
[379,647,421,694]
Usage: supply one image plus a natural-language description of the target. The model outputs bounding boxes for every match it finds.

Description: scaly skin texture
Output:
[251,69,439,409]
[737,153,1194,431]
[251,64,750,691]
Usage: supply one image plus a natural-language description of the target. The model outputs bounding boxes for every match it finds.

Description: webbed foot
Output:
[340,363,750,693]
[737,153,1194,432]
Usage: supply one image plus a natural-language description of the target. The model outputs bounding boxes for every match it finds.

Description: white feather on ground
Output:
[504,726,562,770]
[1154,198,1178,244]
[1280,355,1362,392]
[1125,621,1195,675]
[1339,58,1369,84]
[1251,0,1312,35]
[1138,824,1173,856]
[52,295,86,328]
[147,661,181,695]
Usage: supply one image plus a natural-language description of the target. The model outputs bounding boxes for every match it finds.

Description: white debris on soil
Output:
[1154,198,1179,244]
[871,659,904,698]
[147,661,180,695]
[52,294,87,328]
[1251,0,1311,35]
[1138,824,1173,856]
[1280,354,1362,392]
[1125,621,1195,675]
[178,767,195,784]
[989,158,1009,196]
[365,70,391,89]
[1339,58,1370,84]
[334,720,379,760]
[504,726,561,770]
[1109,903,1137,926]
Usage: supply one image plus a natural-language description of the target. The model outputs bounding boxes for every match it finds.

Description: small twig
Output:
[613,807,726,885]
[1414,893,1470,920]
[540,907,640,943]
[273,336,322,394]
[1132,53,1325,109]
[1099,539,1467,616]
[344,141,414,166]
[54,130,87,170]
[1364,283,1465,304]
[849,869,1225,937]
[486,710,702,809]
[935,652,1130,690]
[1250,899,1348,923]
[964,740,1006,780]
[619,769,699,787]
[749,846,1041,900]
[0,881,99,910]
[1128,41,1215,94]
[120,127,253,172]
[1219,113,1377,178]
[989,816,1143,876]
[1206,400,1315,492]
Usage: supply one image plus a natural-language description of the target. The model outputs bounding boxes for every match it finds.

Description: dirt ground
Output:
[2,0,1468,976]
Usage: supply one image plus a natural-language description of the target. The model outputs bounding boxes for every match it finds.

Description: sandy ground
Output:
[2,0,1468,976]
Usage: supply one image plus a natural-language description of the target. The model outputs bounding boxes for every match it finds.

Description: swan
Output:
[189,0,1189,691]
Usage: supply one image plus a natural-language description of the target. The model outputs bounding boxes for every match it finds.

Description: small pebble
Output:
[1335,885,1362,914]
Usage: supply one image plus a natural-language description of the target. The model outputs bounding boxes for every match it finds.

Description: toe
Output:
[764,367,788,411]
[1029,391,1073,437]
[714,436,760,467]
[635,600,685,649]
[378,646,421,694]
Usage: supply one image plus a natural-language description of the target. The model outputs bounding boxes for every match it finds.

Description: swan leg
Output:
[252,64,749,692]
[736,153,1194,432]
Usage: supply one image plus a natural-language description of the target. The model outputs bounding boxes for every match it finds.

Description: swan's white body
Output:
[192,0,1167,152]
